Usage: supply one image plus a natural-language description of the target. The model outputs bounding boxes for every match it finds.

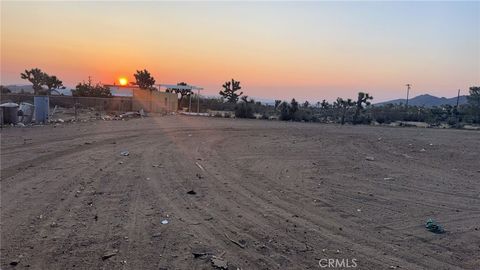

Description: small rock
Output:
[211,256,228,269]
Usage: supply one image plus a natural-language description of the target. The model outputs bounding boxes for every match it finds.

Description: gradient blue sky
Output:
[1,1,479,102]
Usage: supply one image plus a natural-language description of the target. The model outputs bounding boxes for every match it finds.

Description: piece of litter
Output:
[420,148,426,152]
[356,209,362,212]
[187,190,196,195]
[102,249,118,260]
[192,251,208,258]
[195,162,205,172]
[425,218,445,234]
[120,151,129,156]
[383,177,394,180]
[365,156,375,161]
[161,219,169,225]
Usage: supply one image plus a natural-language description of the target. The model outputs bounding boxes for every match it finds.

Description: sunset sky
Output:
[1,1,479,102]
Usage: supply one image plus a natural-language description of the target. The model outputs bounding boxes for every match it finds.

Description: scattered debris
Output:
[195,162,205,172]
[161,219,169,225]
[192,251,208,258]
[119,111,142,119]
[211,256,228,269]
[10,258,20,266]
[187,190,197,195]
[365,156,375,161]
[224,233,246,249]
[120,151,129,156]
[102,249,118,260]
[425,218,445,234]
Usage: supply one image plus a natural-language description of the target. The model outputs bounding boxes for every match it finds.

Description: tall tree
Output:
[353,92,373,124]
[219,79,243,103]
[134,69,156,90]
[20,68,46,95]
[467,86,480,123]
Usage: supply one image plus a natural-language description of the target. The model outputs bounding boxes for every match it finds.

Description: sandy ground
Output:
[1,116,479,270]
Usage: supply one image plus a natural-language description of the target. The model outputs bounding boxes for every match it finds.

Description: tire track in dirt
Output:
[203,130,468,269]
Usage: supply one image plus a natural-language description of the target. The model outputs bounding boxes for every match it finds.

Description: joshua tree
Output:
[279,101,291,121]
[289,98,299,119]
[20,68,64,95]
[20,68,46,95]
[467,86,480,123]
[274,100,282,110]
[302,101,310,108]
[219,79,243,103]
[320,99,330,121]
[44,75,64,95]
[353,92,373,124]
[134,69,156,90]
[335,97,356,125]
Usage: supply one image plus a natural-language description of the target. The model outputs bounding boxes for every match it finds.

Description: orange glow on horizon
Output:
[118,77,128,86]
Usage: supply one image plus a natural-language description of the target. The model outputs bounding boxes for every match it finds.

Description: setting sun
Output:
[118,77,128,86]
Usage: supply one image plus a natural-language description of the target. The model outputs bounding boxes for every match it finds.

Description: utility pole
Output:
[405,84,411,108]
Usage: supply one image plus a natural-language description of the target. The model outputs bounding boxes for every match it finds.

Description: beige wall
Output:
[132,89,178,113]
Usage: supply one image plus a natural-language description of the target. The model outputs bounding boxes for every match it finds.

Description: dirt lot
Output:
[1,116,479,269]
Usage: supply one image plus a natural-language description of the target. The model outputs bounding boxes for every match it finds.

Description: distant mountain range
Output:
[376,94,468,107]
